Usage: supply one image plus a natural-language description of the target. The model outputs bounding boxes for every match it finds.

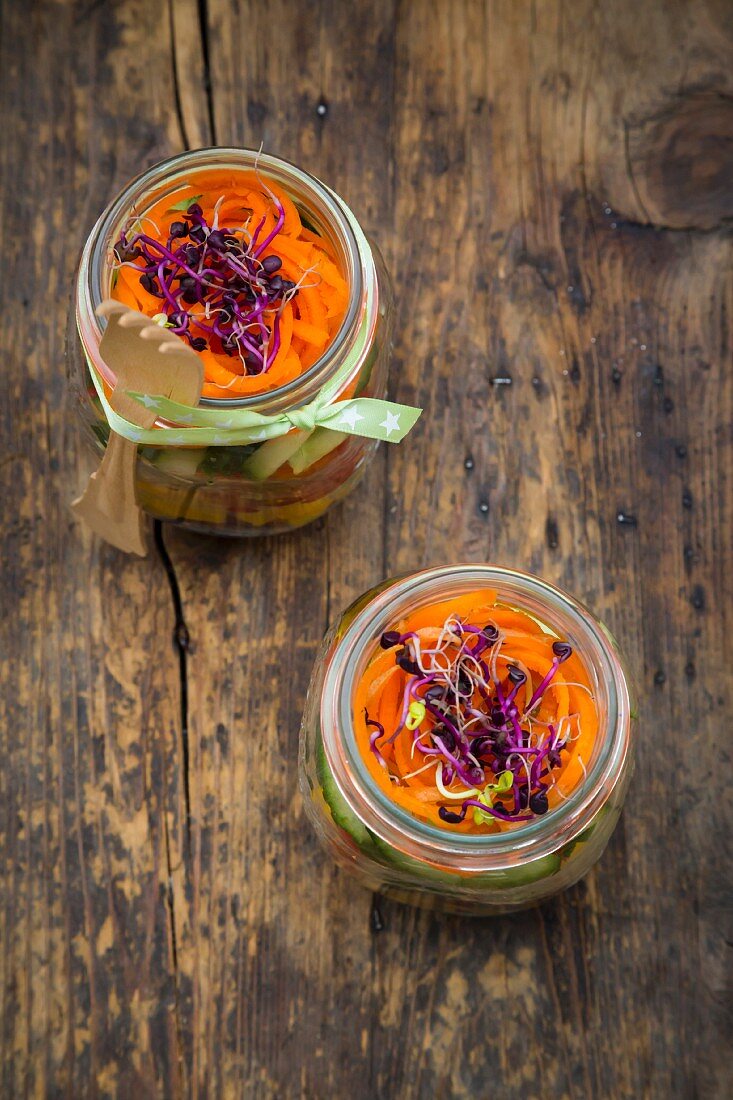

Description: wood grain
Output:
[1,1,731,1098]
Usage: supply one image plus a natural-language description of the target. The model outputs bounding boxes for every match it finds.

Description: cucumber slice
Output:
[241,429,311,480]
[560,824,595,860]
[471,852,562,890]
[316,740,375,849]
[559,804,615,860]
[149,447,207,478]
[369,834,457,889]
[288,428,347,474]
[368,833,560,892]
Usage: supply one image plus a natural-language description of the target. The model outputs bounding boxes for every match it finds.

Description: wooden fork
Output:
[72,300,203,555]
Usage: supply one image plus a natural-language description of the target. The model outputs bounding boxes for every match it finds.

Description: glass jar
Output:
[68,148,394,537]
[299,565,635,915]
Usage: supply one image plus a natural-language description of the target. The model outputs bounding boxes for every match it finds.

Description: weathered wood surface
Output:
[1,1,732,1097]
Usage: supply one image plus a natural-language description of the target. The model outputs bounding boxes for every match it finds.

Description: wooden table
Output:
[2,2,731,1097]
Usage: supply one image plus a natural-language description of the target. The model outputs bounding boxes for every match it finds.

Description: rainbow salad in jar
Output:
[300,566,635,914]
[70,149,418,537]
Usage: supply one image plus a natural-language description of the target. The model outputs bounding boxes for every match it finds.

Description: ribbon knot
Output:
[285,404,320,433]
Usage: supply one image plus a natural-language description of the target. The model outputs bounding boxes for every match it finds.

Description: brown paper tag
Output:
[72,300,203,555]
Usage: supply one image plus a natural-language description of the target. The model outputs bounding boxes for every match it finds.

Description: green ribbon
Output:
[90,370,421,446]
[86,187,421,450]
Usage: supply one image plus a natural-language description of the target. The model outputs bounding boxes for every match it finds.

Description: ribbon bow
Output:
[87,364,421,448]
[285,404,321,433]
[86,298,422,448]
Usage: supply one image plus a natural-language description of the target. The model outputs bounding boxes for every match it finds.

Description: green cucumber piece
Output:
[560,824,596,860]
[560,803,616,861]
[471,852,562,890]
[369,833,560,892]
[316,740,375,849]
[241,429,311,480]
[150,447,207,479]
[315,731,562,893]
[372,831,559,893]
[369,834,457,889]
[288,428,347,474]
[168,193,203,213]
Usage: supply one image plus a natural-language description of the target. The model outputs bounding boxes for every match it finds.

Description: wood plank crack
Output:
[153,520,192,849]
[162,810,187,1093]
[168,0,192,150]
[196,0,217,145]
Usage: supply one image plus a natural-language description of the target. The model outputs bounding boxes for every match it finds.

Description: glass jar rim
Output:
[320,564,633,871]
[75,146,375,415]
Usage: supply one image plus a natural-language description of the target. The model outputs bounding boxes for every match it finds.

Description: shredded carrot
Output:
[353,589,599,834]
[110,166,349,400]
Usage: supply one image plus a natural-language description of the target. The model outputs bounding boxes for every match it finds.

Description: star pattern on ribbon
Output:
[338,405,365,430]
[379,411,401,436]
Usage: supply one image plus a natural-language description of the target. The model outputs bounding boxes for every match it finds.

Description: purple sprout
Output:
[365,712,388,770]
[526,640,573,712]
[373,617,576,828]
[112,196,296,375]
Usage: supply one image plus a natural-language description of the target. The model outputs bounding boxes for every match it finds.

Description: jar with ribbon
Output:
[68,148,420,550]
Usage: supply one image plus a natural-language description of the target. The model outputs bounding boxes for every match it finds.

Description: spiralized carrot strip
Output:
[114,264,159,313]
[272,255,330,334]
[215,198,256,224]
[240,190,276,240]
[269,184,301,236]
[199,305,294,394]
[268,237,347,315]
[399,593,499,634]
[292,318,329,347]
[267,234,316,265]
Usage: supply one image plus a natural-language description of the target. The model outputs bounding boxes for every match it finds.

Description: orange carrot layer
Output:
[110,167,349,400]
[352,589,599,834]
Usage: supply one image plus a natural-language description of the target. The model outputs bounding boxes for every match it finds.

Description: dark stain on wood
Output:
[626,91,733,231]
